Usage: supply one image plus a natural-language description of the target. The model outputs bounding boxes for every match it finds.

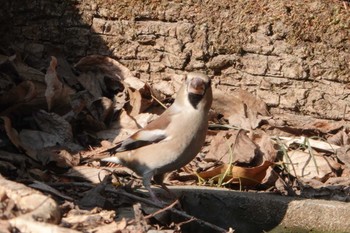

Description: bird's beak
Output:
[188,77,206,95]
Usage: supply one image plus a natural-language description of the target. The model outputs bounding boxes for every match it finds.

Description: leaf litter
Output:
[0,49,350,232]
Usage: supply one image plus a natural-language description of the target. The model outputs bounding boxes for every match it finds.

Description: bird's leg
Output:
[143,172,162,204]
[153,173,177,199]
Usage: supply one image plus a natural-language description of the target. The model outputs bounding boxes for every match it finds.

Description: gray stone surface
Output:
[166,186,350,233]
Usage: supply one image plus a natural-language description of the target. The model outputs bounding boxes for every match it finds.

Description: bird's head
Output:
[179,72,213,110]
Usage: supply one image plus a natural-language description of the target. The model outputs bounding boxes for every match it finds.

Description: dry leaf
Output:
[62,210,116,227]
[335,146,350,169]
[0,81,36,108]
[75,55,146,91]
[278,136,340,153]
[18,110,75,151]
[36,147,79,172]
[251,130,278,163]
[89,219,127,233]
[74,55,154,116]
[33,110,73,142]
[45,56,61,111]
[205,129,259,164]
[1,116,38,161]
[75,55,134,82]
[198,160,273,186]
[19,130,65,150]
[328,129,350,146]
[76,72,104,98]
[127,87,143,116]
[44,56,75,112]
[283,150,340,181]
[212,89,269,130]
[0,80,47,116]
[270,114,345,135]
[88,97,114,123]
[10,54,45,82]
[0,176,61,224]
[1,116,22,149]
[9,219,79,233]
[47,48,80,87]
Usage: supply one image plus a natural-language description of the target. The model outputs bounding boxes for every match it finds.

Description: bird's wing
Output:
[112,108,178,152]
[115,129,167,152]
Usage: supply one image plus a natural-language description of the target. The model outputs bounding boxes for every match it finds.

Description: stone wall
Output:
[1,0,350,119]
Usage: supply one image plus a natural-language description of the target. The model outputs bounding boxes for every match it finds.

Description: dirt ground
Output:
[0,0,350,232]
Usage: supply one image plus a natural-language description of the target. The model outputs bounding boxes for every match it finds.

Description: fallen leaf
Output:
[283,150,340,181]
[269,113,345,135]
[76,72,104,98]
[1,116,22,149]
[0,176,61,224]
[327,129,350,146]
[127,87,143,116]
[10,54,45,82]
[212,89,269,130]
[89,219,127,233]
[205,129,259,164]
[47,48,80,87]
[75,55,134,82]
[198,160,273,186]
[19,130,65,150]
[36,147,79,173]
[74,55,154,116]
[251,130,278,163]
[44,56,75,112]
[335,146,350,169]
[0,150,39,167]
[0,81,36,108]
[62,210,116,227]
[277,136,340,153]
[33,110,73,142]
[9,218,80,233]
[236,89,269,116]
[0,117,38,161]
[0,80,47,116]
[88,97,114,123]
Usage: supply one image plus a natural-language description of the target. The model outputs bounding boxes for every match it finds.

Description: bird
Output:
[102,72,213,202]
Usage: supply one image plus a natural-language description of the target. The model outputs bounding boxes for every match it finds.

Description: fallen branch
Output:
[143,199,179,220]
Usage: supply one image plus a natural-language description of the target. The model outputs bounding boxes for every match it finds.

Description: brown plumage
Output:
[102,72,213,202]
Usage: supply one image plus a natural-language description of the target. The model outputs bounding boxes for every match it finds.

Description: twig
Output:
[144,199,179,220]
[48,182,228,232]
[151,93,168,109]
[128,199,179,225]
[175,217,196,228]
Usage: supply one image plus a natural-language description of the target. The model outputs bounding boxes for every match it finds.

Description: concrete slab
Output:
[156,186,350,233]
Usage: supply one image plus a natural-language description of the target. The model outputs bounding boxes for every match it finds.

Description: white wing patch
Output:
[136,129,167,142]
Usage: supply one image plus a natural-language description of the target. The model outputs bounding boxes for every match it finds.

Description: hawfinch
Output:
[102,72,213,202]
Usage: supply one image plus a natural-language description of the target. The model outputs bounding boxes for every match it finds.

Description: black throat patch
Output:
[188,93,204,109]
